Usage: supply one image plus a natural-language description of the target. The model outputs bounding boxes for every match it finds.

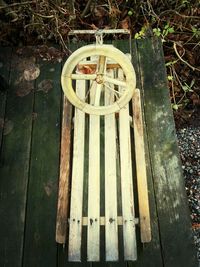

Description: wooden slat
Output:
[68,79,85,261]
[87,57,101,261]
[104,69,118,261]
[23,56,61,267]
[118,68,137,261]
[133,88,151,243]
[137,37,197,266]
[0,48,34,267]
[56,96,72,244]
[0,48,12,147]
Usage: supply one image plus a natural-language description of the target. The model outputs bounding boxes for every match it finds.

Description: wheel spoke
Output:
[104,83,123,96]
[104,75,127,87]
[71,74,96,80]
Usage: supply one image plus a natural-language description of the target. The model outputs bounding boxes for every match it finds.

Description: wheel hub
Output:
[96,74,104,84]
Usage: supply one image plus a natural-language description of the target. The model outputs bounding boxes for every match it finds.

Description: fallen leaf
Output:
[37,79,53,93]
[24,65,40,81]
[77,64,96,74]
[3,120,14,135]
[120,16,130,30]
[16,81,34,97]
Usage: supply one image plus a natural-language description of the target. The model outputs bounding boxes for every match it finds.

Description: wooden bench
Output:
[0,38,198,267]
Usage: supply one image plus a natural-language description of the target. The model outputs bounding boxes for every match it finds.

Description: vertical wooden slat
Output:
[137,37,197,267]
[0,48,34,267]
[23,55,60,267]
[104,69,118,261]
[56,96,72,244]
[118,68,137,261]
[133,88,151,243]
[87,59,100,261]
[68,79,85,261]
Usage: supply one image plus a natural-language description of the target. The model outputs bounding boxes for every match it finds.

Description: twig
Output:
[54,15,71,55]
[34,13,54,19]
[0,1,34,9]
[81,0,93,18]
[169,66,177,105]
[159,10,199,20]
[173,42,200,72]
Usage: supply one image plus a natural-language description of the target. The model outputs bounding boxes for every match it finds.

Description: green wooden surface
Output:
[0,39,197,267]
[23,56,61,266]
[0,48,35,267]
[0,48,12,148]
[137,37,197,267]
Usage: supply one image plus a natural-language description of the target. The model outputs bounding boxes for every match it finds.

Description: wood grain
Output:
[68,79,85,261]
[87,112,100,262]
[133,88,151,243]
[104,69,118,261]
[56,96,72,244]
[118,68,137,261]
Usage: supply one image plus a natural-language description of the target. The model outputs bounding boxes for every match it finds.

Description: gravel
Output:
[176,125,200,261]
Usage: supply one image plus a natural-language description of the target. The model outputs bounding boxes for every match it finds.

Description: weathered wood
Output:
[87,111,100,262]
[137,37,197,267]
[56,96,72,244]
[133,88,151,243]
[0,47,12,148]
[23,57,61,266]
[68,79,86,261]
[104,69,118,261]
[78,63,121,69]
[119,68,137,261]
[0,48,34,267]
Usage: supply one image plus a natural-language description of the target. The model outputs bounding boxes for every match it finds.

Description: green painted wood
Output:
[137,37,197,267]
[23,56,62,266]
[0,48,12,147]
[0,48,34,267]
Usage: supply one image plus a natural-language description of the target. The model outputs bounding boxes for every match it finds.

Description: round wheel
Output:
[61,44,136,115]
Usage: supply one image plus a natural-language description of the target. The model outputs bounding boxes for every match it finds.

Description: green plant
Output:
[134,26,146,39]
[191,26,200,39]
[153,23,174,41]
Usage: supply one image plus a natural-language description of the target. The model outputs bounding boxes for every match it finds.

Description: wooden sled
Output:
[56,30,151,262]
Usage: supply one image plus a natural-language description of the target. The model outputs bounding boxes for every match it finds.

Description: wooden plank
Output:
[68,79,85,261]
[0,47,34,267]
[137,37,197,266]
[56,96,72,244]
[104,69,118,261]
[0,48,12,147]
[87,115,100,261]
[132,88,151,243]
[23,55,61,266]
[118,68,137,261]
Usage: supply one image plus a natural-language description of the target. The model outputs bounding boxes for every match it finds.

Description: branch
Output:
[81,0,93,18]
[0,1,34,9]
[173,42,200,72]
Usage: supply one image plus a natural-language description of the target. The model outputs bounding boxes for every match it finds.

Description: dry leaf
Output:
[38,79,53,93]
[16,81,34,97]
[24,65,40,81]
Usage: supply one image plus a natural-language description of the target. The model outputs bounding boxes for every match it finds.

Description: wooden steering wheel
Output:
[61,44,136,115]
